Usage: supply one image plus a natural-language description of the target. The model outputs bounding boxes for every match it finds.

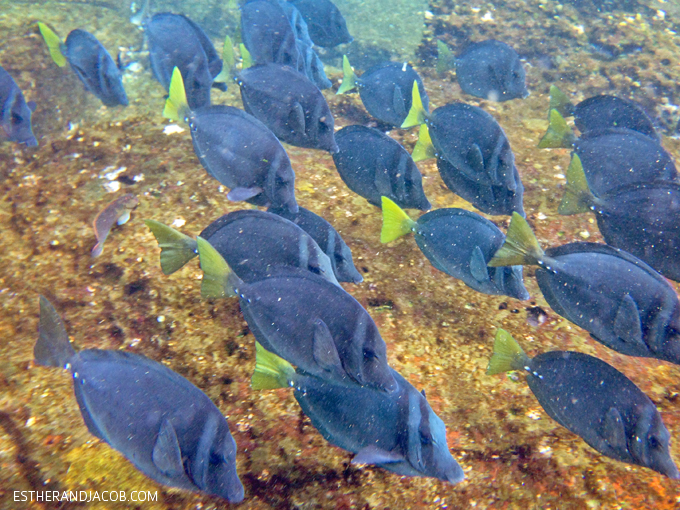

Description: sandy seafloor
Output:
[2,0,680,508]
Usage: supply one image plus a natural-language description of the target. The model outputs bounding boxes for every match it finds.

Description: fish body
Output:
[267,205,363,283]
[574,128,678,196]
[332,125,430,210]
[572,95,657,139]
[0,64,37,146]
[145,13,225,110]
[62,29,128,107]
[188,105,298,212]
[238,269,396,391]
[238,63,338,152]
[488,330,679,479]
[288,0,352,47]
[455,40,528,102]
[34,297,244,502]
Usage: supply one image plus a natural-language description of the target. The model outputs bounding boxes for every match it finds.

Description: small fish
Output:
[337,56,429,127]
[241,0,331,89]
[381,197,529,300]
[403,85,525,216]
[453,40,528,102]
[237,63,338,152]
[38,23,128,107]
[559,154,680,282]
[332,125,431,211]
[267,205,363,283]
[252,343,465,483]
[488,329,679,479]
[145,209,338,286]
[0,64,37,146]
[196,238,397,392]
[144,13,227,110]
[34,296,244,502]
[489,213,680,364]
[435,40,456,76]
[546,85,657,139]
[164,67,298,213]
[91,194,138,257]
[288,0,352,47]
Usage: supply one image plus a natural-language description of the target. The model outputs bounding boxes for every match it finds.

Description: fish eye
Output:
[363,348,376,360]
[648,435,661,449]
[209,451,225,466]
[420,430,432,445]
[11,112,24,124]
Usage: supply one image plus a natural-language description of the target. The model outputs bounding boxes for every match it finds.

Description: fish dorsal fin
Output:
[602,407,627,453]
[312,319,343,372]
[469,245,490,283]
[152,418,186,478]
[289,102,306,134]
[392,85,406,120]
[613,294,644,347]
[374,159,393,197]
[465,144,486,178]
[352,445,404,465]
[227,186,262,202]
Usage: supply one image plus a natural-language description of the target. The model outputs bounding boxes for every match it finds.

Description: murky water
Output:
[2,0,680,508]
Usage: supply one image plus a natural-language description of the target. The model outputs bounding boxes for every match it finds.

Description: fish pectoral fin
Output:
[312,319,343,372]
[374,160,393,198]
[602,407,627,453]
[465,143,486,178]
[352,446,404,465]
[288,102,307,134]
[613,294,644,347]
[152,418,186,478]
[469,246,490,283]
[227,186,263,202]
[392,84,406,120]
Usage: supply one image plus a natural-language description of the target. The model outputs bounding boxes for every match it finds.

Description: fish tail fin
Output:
[163,67,190,122]
[196,236,241,298]
[381,196,416,243]
[411,124,436,162]
[239,43,253,70]
[37,22,66,67]
[488,212,544,267]
[400,81,427,129]
[214,35,235,83]
[144,220,198,275]
[436,40,454,74]
[558,154,596,215]
[548,85,574,118]
[251,342,295,390]
[537,109,575,149]
[34,296,76,368]
[487,329,530,375]
[336,55,357,94]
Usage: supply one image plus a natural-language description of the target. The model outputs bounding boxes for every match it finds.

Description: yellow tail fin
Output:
[380,197,416,243]
[196,236,237,298]
[239,43,253,69]
[487,329,530,375]
[37,22,66,67]
[558,154,596,215]
[537,109,575,149]
[251,342,296,390]
[163,67,189,122]
[548,85,574,118]
[336,55,357,95]
[488,212,544,267]
[214,35,235,83]
[412,124,436,162]
[144,220,198,275]
[401,81,427,129]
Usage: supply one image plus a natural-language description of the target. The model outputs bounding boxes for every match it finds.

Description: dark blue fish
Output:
[560,154,680,282]
[338,57,429,127]
[288,0,352,47]
[381,198,529,300]
[241,0,331,89]
[238,63,338,152]
[164,69,298,213]
[0,64,37,146]
[455,40,528,102]
[267,205,363,283]
[490,213,680,365]
[34,296,244,502]
[332,125,431,211]
[547,86,657,139]
[197,240,397,392]
[252,344,465,484]
[145,13,226,110]
[38,23,127,107]
[145,209,338,286]
[403,95,525,216]
[489,330,679,479]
